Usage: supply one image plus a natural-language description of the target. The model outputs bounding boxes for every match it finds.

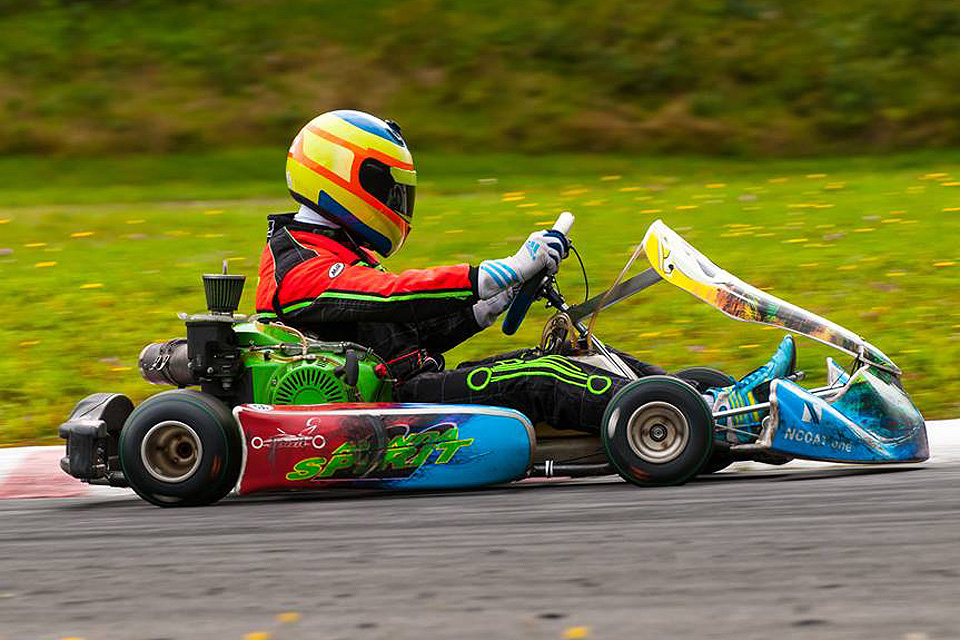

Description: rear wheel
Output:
[675,366,738,474]
[119,390,242,507]
[602,376,713,486]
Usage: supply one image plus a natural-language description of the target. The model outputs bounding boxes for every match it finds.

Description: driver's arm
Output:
[279,259,479,325]
[277,229,568,326]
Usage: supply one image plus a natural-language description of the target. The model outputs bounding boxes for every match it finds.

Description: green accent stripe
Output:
[488,370,591,388]
[470,355,612,395]
[280,301,313,313]
[281,288,471,313]
[487,356,592,379]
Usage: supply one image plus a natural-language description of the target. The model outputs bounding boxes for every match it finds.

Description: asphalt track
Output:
[1,458,959,640]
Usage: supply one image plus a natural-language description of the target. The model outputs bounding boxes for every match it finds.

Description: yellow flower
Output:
[277,612,302,624]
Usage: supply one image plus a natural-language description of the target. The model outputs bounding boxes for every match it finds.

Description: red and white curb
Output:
[1,420,958,500]
[0,446,119,500]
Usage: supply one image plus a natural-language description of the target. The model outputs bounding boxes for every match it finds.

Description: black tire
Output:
[602,376,714,486]
[675,366,738,473]
[699,447,736,474]
[119,390,242,507]
[674,366,736,392]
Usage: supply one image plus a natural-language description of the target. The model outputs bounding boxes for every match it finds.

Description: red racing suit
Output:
[255,213,483,361]
[255,212,669,432]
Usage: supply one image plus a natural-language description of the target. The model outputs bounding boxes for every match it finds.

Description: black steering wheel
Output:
[501,269,549,336]
[501,213,574,336]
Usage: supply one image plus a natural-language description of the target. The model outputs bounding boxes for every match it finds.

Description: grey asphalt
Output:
[1,463,958,640]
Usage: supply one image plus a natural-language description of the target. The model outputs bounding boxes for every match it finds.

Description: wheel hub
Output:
[140,420,203,483]
[626,401,690,463]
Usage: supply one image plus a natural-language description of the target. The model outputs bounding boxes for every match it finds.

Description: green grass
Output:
[1,150,959,444]
[3,1,960,156]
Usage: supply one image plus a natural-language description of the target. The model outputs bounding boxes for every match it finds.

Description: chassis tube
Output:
[711,384,842,420]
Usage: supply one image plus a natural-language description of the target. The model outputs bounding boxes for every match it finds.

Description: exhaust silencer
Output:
[138,339,196,387]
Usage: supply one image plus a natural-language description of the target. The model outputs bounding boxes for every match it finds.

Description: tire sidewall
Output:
[602,376,714,486]
[120,390,240,507]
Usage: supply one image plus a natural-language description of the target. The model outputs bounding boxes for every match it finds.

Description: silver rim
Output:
[626,401,690,463]
[140,420,203,483]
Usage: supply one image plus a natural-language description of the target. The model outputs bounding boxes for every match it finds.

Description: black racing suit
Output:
[255,214,665,432]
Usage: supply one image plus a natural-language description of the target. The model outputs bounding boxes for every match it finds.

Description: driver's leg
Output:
[574,345,668,377]
[395,352,638,433]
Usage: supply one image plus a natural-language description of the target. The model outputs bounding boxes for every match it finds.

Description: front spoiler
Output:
[742,367,929,464]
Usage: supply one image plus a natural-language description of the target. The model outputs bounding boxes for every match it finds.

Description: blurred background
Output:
[1,0,958,443]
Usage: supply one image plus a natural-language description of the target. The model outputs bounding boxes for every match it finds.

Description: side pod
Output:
[234,403,536,494]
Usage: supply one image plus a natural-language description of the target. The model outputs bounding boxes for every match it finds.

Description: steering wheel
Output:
[502,212,575,336]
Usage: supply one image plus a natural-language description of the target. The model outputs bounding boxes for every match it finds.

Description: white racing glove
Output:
[471,287,516,328]
[477,229,569,298]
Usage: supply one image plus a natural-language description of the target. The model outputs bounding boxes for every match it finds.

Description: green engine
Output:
[267,363,350,404]
[238,320,388,405]
[137,273,388,406]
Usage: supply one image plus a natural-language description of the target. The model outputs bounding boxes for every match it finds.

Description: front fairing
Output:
[763,365,928,463]
[641,220,899,374]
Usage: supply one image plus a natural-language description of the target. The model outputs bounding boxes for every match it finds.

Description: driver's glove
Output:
[477,230,569,298]
[472,287,516,328]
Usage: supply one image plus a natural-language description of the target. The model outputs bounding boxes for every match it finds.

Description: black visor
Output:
[358,158,416,219]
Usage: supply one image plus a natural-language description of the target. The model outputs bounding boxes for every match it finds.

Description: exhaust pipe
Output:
[138,339,196,387]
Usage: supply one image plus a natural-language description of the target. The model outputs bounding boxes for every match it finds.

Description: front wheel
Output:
[119,390,242,507]
[602,376,714,486]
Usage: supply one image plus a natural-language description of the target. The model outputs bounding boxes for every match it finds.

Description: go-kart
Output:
[59,214,928,506]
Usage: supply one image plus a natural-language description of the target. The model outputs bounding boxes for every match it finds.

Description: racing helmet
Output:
[286,110,416,257]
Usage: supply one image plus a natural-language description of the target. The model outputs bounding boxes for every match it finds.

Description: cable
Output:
[570,242,589,303]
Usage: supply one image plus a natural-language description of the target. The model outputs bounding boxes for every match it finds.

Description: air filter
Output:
[202,273,245,315]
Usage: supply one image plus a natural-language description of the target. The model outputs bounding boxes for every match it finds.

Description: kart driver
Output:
[255,110,794,435]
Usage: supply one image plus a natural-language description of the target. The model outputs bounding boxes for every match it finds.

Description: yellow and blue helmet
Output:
[286,110,416,257]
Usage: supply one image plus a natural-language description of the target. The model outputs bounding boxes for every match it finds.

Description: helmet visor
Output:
[358,158,416,219]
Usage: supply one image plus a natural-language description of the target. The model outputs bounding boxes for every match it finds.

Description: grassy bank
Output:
[1,150,959,443]
[3,1,960,156]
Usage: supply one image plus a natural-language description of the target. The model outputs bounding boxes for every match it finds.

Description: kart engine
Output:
[139,338,351,405]
[137,272,366,406]
[266,362,350,405]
